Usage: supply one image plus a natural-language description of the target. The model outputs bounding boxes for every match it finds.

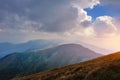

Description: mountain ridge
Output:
[0,39,60,58]
[12,52,120,80]
[0,43,101,80]
[0,39,111,58]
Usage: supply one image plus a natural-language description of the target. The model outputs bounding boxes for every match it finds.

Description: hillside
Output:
[0,44,101,80]
[13,52,120,80]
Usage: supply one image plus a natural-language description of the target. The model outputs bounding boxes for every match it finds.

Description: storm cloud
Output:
[0,0,79,32]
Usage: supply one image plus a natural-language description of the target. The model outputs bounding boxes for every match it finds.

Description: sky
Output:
[0,0,120,51]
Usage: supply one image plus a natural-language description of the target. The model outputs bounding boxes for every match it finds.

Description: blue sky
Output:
[85,5,120,20]
[85,5,107,20]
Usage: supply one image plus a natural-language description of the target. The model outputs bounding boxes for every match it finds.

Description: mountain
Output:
[0,39,59,58]
[0,39,111,59]
[0,44,101,80]
[13,52,120,80]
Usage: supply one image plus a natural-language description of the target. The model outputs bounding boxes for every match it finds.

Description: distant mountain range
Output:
[0,39,60,58]
[0,39,111,58]
[0,44,101,80]
[13,52,120,80]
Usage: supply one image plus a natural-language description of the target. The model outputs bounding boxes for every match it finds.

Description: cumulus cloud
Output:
[93,16,117,37]
[72,0,100,9]
[71,16,118,38]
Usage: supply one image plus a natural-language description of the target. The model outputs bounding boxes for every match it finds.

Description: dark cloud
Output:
[0,0,78,32]
[100,0,120,6]
[80,20,91,27]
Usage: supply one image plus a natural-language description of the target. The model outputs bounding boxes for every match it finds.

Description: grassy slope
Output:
[0,44,101,80]
[13,52,120,80]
